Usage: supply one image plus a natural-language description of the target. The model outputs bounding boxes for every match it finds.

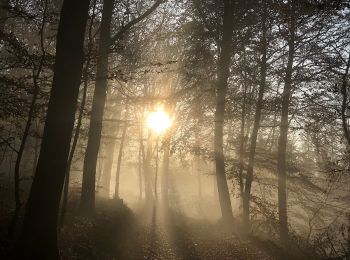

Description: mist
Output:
[1,0,350,259]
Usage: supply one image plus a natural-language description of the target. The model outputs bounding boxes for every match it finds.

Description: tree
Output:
[59,0,98,228]
[214,0,235,225]
[81,0,114,216]
[99,99,122,197]
[277,0,296,245]
[8,0,48,236]
[114,102,129,199]
[15,0,90,258]
[340,52,350,148]
[242,0,268,230]
[81,0,164,214]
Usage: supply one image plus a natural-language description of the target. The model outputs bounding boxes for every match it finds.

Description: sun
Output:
[147,108,171,134]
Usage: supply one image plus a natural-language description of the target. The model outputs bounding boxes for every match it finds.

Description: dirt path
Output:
[140,207,272,260]
[59,203,273,260]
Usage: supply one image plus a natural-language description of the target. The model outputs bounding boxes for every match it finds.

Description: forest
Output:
[0,0,350,259]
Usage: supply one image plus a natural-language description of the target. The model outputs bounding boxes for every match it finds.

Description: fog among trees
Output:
[0,0,350,259]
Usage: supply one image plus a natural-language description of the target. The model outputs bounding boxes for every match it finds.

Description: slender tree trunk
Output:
[138,142,143,200]
[15,0,90,258]
[32,121,40,175]
[266,114,277,151]
[9,1,48,236]
[161,131,170,209]
[59,80,88,228]
[114,104,128,199]
[242,0,268,230]
[194,129,202,204]
[62,0,98,224]
[138,112,144,201]
[100,140,116,196]
[341,52,350,148]
[238,70,248,201]
[143,130,154,204]
[9,89,38,237]
[100,104,122,197]
[81,0,162,214]
[214,0,235,224]
[277,0,296,245]
[96,155,105,186]
[81,0,114,215]
[154,137,159,200]
[59,0,96,227]
[193,97,203,206]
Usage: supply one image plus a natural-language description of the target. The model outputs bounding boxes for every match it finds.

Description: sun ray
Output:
[147,108,172,134]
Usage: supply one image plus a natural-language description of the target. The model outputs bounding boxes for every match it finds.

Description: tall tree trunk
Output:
[81,0,114,215]
[59,0,96,227]
[9,88,38,237]
[143,130,154,205]
[154,137,159,200]
[238,67,248,202]
[341,52,350,148]
[100,105,122,197]
[138,137,142,201]
[161,131,170,209]
[242,0,268,230]
[96,155,105,186]
[100,140,116,196]
[277,0,296,245]
[9,1,48,237]
[81,0,162,212]
[138,125,143,201]
[114,104,128,199]
[214,0,235,224]
[32,121,40,175]
[194,128,202,204]
[15,0,90,258]
[193,97,203,206]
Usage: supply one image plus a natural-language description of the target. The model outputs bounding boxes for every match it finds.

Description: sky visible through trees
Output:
[0,0,350,259]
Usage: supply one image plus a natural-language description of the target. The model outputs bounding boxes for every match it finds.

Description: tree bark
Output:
[277,0,296,245]
[138,122,144,201]
[238,65,248,203]
[143,130,154,205]
[194,128,202,204]
[9,0,48,237]
[80,0,162,214]
[242,0,268,230]
[100,140,116,196]
[59,0,97,227]
[214,0,235,225]
[138,143,143,200]
[100,104,122,197]
[114,104,128,199]
[15,0,90,258]
[32,121,40,175]
[81,0,114,215]
[341,52,350,148]
[161,131,170,209]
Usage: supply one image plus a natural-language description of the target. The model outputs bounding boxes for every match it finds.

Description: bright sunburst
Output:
[147,108,171,134]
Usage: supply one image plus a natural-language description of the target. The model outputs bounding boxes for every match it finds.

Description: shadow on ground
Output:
[0,198,304,260]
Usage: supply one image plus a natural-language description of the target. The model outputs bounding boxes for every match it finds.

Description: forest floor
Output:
[0,198,298,260]
[58,199,291,260]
